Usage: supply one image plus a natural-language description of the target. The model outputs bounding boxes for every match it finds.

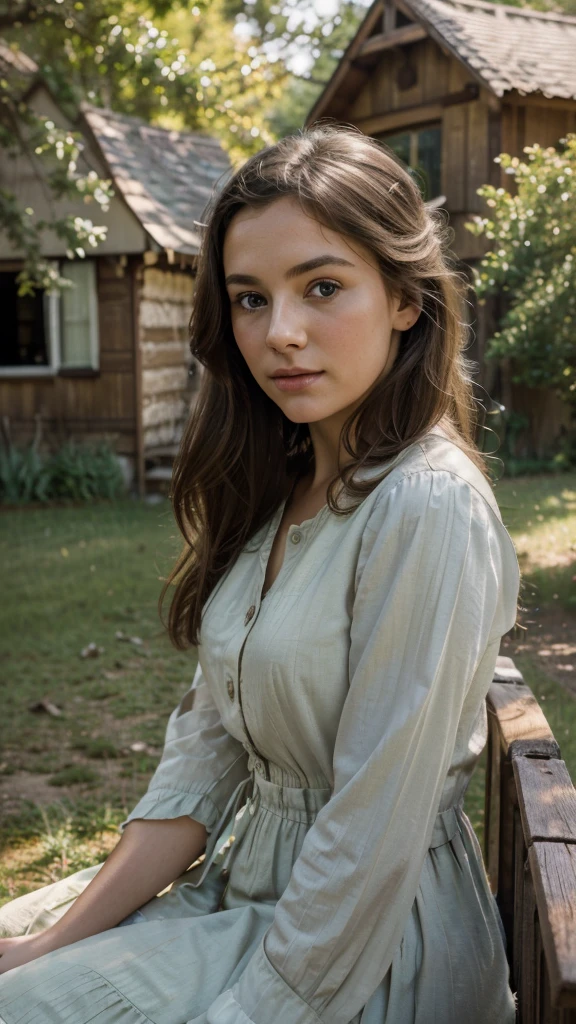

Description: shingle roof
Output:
[403,0,576,99]
[82,105,233,255]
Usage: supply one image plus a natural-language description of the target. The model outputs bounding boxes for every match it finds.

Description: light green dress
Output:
[0,426,520,1024]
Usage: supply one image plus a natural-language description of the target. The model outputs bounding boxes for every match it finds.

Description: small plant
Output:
[48,440,124,501]
[72,737,119,760]
[0,434,125,505]
[49,765,101,787]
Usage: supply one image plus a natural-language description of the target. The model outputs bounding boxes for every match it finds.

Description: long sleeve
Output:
[120,660,250,835]
[203,468,520,1024]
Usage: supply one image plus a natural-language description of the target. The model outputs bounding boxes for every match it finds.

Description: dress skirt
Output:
[0,771,516,1024]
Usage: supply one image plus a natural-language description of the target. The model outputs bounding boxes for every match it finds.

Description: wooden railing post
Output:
[485,655,576,1022]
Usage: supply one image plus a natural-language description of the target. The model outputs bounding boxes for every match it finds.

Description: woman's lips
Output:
[271,372,325,392]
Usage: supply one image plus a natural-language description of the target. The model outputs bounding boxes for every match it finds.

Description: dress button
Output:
[254,760,265,775]
[290,531,302,544]
[244,604,256,625]
[221,867,230,881]
[226,678,234,701]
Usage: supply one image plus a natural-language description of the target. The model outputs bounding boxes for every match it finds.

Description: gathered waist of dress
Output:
[247,771,462,848]
[189,767,464,891]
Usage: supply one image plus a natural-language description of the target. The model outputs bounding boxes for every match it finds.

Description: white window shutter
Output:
[60,260,99,369]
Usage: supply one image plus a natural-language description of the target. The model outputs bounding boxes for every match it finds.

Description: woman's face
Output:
[223,196,420,426]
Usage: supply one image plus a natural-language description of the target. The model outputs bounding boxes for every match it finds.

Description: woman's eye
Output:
[310,280,341,299]
[234,279,341,313]
[236,293,265,312]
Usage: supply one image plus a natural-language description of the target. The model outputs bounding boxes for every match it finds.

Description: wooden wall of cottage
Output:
[0,258,137,468]
[137,264,199,481]
[332,35,576,458]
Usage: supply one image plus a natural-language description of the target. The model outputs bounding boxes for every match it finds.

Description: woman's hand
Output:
[0,932,56,974]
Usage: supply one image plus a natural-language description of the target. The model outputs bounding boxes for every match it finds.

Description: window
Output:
[0,260,99,375]
[0,273,50,368]
[374,124,442,202]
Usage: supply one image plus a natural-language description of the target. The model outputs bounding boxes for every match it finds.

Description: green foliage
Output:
[479,407,576,477]
[47,440,125,502]
[466,135,576,405]
[0,437,51,502]
[49,765,101,787]
[1,0,367,290]
[0,438,125,504]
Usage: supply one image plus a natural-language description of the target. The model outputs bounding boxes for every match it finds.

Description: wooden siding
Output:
[346,39,496,261]
[0,258,137,456]
[138,266,198,453]
[501,101,576,178]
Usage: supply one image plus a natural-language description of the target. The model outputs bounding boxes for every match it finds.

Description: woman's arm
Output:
[0,815,207,974]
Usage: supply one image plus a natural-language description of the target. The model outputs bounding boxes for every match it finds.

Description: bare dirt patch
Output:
[502,605,576,699]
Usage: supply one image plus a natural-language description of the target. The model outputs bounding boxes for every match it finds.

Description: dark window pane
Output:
[415,126,442,201]
[0,273,48,367]
[380,132,411,168]
[373,124,442,202]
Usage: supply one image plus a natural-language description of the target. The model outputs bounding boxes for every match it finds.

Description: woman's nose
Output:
[265,299,307,351]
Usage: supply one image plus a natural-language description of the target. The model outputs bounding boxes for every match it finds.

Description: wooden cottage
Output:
[305,0,576,458]
[0,42,232,494]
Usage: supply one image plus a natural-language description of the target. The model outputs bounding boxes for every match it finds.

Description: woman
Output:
[0,124,520,1024]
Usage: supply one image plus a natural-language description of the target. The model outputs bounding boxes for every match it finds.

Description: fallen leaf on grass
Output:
[28,698,63,717]
[80,642,104,659]
[127,741,158,756]
[115,630,144,647]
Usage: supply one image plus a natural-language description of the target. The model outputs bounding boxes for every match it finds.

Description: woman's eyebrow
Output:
[225,255,355,287]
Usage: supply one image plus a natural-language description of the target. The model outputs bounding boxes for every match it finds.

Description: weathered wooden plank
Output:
[142,397,188,428]
[357,23,427,57]
[525,106,572,150]
[519,842,539,1024]
[142,366,189,397]
[142,267,194,303]
[485,707,501,892]
[467,99,489,214]
[141,327,189,345]
[139,299,192,331]
[515,757,576,847]
[141,341,189,370]
[529,842,576,1008]
[487,681,560,760]
[441,103,467,211]
[494,655,524,683]
[513,802,526,991]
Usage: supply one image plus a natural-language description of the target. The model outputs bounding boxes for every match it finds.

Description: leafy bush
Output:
[466,134,576,406]
[480,408,576,476]
[47,441,124,501]
[0,440,51,503]
[0,439,125,504]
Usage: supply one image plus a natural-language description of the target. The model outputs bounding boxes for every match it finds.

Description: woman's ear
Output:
[392,298,421,332]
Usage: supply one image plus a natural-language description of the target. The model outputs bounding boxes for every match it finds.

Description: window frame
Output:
[0,258,100,378]
[375,121,442,203]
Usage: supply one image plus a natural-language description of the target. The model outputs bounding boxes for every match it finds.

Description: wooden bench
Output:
[485,655,576,1022]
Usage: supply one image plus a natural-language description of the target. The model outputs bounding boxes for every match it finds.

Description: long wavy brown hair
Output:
[163,123,498,648]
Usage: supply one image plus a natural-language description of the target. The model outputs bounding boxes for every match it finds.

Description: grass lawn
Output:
[0,499,196,904]
[0,472,575,906]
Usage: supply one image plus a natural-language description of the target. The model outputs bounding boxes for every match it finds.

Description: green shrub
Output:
[47,441,124,501]
[0,440,51,503]
[0,439,125,504]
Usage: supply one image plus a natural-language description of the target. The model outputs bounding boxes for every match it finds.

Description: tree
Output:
[0,0,367,293]
[465,134,576,410]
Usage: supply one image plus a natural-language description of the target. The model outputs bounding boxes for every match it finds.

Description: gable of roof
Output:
[307,0,576,125]
[82,104,233,256]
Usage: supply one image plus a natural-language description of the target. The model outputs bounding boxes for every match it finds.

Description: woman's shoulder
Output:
[358,424,504,527]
